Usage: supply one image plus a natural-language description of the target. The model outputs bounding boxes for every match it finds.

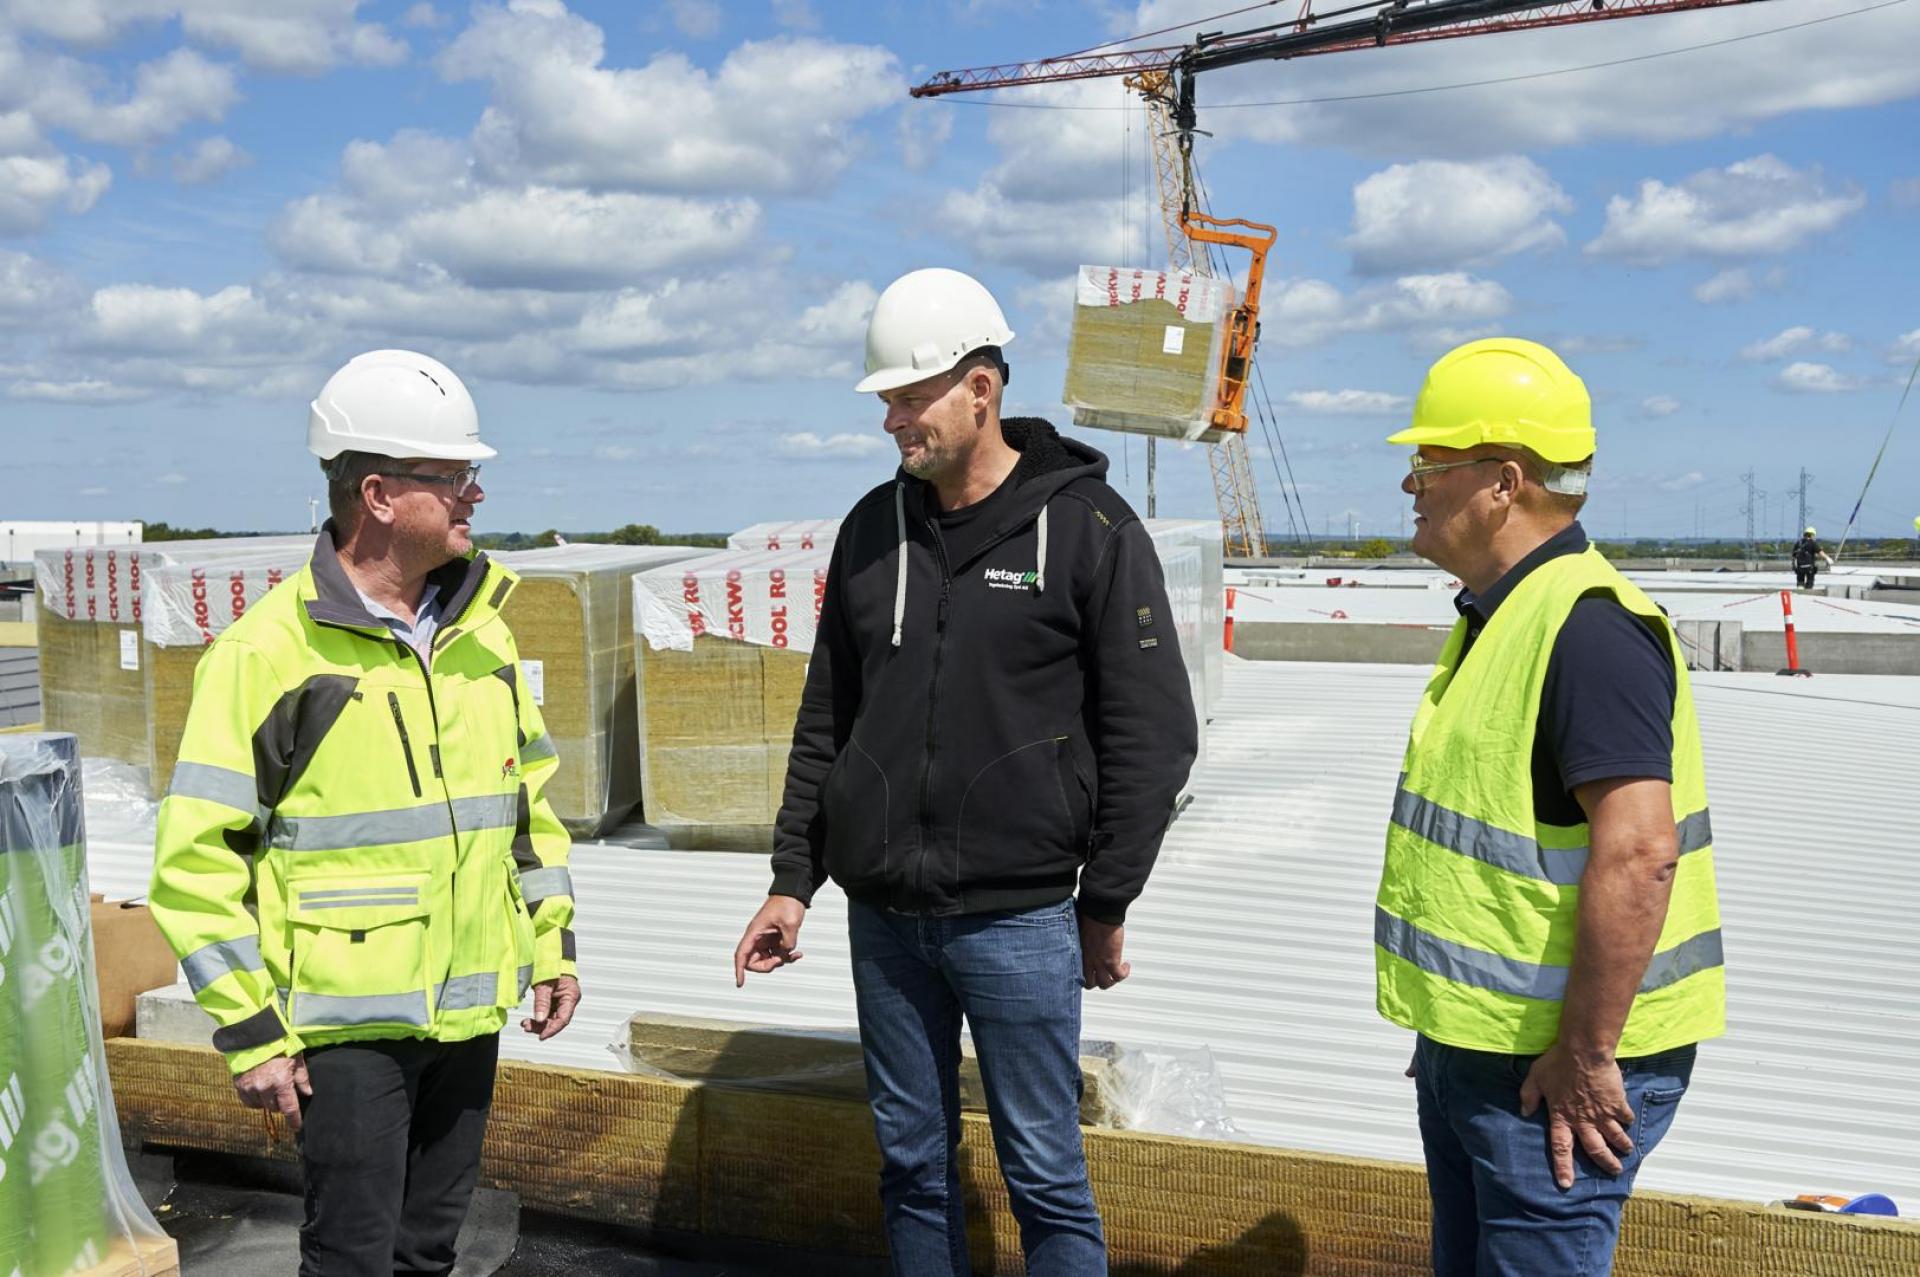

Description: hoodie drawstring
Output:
[891,482,908,647]
[1034,504,1048,595]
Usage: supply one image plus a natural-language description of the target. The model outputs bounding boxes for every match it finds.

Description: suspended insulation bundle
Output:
[0,732,171,1276]
[1064,266,1234,443]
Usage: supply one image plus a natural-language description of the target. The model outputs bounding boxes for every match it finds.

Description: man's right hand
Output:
[234,1052,311,1133]
[733,895,807,987]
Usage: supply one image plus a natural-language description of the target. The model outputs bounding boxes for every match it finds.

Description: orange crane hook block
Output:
[1178,209,1276,435]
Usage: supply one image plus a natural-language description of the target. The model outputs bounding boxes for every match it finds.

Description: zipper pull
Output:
[937,594,950,632]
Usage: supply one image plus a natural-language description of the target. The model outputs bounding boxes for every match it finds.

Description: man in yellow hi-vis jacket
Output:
[150,349,581,1276]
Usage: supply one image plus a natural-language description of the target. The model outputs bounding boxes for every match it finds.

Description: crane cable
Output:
[1834,346,1920,562]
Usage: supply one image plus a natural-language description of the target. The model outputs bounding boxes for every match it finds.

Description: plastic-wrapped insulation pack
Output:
[0,733,170,1276]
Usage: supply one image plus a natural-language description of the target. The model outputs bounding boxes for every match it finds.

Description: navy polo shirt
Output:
[1454,523,1676,828]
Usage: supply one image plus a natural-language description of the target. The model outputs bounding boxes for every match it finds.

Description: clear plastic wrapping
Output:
[0,733,172,1275]
[607,1013,1238,1136]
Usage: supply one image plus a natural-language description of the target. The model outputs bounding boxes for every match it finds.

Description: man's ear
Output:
[361,474,397,527]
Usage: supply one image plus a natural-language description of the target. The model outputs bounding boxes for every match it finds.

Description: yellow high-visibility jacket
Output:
[1376,546,1724,1057]
[151,525,577,1076]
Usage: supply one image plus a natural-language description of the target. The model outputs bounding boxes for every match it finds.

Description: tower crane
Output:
[912,0,1785,559]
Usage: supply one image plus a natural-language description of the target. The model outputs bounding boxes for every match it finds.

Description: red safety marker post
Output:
[1224,586,1237,653]
[1777,589,1812,678]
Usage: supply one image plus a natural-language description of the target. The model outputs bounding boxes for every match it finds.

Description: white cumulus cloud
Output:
[1346,157,1570,275]
[0,151,112,234]
[1742,326,1851,361]
[777,431,888,459]
[440,5,900,195]
[1284,389,1412,415]
[1775,362,1860,394]
[172,134,249,185]
[1639,395,1681,418]
[1587,155,1864,265]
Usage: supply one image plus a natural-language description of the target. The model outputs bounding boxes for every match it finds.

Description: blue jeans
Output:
[1413,1035,1697,1277]
[848,897,1105,1276]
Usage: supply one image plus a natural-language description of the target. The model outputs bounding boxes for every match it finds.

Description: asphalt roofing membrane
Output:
[137,1150,884,1276]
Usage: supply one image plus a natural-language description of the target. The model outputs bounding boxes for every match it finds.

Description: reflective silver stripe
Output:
[1376,907,1724,1001]
[1641,928,1725,992]
[297,887,421,902]
[520,734,558,765]
[301,896,419,911]
[517,965,533,998]
[169,762,261,824]
[269,796,519,852]
[271,803,452,851]
[1393,785,1715,887]
[450,793,519,834]
[289,990,429,1028]
[518,866,572,903]
[437,972,498,1011]
[181,935,264,994]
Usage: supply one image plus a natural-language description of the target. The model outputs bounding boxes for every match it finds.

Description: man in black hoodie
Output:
[732,268,1198,1276]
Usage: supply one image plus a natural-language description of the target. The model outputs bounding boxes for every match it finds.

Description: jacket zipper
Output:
[917,516,953,908]
[387,692,423,798]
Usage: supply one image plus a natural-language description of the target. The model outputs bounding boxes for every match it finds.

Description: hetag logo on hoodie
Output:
[983,567,1038,592]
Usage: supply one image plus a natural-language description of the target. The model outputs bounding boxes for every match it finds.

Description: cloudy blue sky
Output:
[2,0,1916,541]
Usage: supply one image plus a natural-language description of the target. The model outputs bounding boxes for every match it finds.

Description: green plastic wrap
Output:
[0,733,169,1276]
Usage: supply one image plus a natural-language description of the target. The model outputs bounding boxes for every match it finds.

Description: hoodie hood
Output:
[884,417,1108,646]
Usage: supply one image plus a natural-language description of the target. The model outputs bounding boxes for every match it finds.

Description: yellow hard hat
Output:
[1387,337,1594,465]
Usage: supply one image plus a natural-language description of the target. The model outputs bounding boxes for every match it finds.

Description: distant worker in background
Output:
[1791,527,1833,589]
[150,349,581,1276]
[733,268,1197,1276]
[1376,338,1725,1276]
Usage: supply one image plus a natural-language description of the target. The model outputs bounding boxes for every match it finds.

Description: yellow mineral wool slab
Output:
[106,1039,1920,1276]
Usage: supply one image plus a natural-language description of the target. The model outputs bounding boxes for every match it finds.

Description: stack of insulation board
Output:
[35,537,308,782]
[632,547,826,850]
[726,521,841,552]
[1064,266,1234,443]
[631,529,1215,851]
[491,544,717,836]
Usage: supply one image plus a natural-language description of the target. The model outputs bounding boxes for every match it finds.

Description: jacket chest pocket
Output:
[286,872,432,1032]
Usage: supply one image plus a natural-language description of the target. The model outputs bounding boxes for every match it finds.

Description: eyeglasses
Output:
[378,464,482,494]
[1407,455,1501,493]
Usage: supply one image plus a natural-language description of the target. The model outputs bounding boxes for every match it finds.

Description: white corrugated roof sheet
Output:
[84,658,1920,1210]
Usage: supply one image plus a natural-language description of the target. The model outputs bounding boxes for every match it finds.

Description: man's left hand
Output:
[1519,1042,1635,1189]
[521,975,581,1041]
[1079,917,1131,991]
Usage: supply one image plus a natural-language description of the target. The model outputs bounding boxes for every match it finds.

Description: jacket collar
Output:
[305,520,495,636]
[899,417,1107,536]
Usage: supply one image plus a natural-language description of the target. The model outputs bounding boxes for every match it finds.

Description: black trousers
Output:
[1795,566,1816,588]
[297,1034,498,1277]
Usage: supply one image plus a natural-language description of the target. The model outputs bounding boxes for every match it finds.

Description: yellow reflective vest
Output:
[151,526,577,1076]
[1375,545,1725,1056]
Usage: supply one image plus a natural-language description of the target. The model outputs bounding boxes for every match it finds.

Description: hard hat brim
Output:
[1385,421,1593,466]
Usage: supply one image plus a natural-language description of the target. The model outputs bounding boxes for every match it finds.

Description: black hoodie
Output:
[768,417,1198,923]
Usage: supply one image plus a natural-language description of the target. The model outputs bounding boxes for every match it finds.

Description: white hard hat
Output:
[1804,527,1817,536]
[854,268,1015,395]
[308,349,496,462]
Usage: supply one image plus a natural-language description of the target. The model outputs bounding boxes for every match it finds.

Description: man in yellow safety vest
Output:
[1375,338,1725,1275]
[150,349,581,1275]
